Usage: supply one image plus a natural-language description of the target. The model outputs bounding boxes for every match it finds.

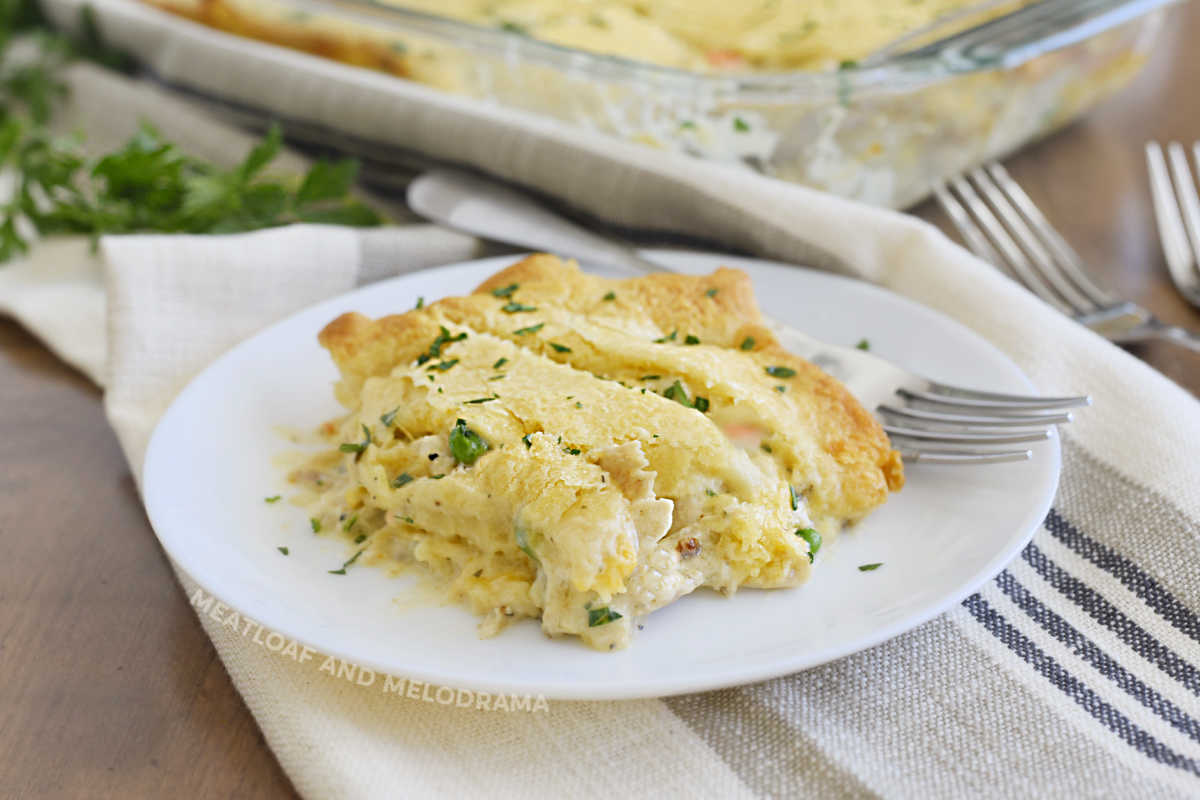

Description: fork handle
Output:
[1147,322,1200,353]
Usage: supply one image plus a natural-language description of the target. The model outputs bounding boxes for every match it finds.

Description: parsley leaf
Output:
[490,283,518,297]
[514,322,544,335]
[858,562,883,571]
[449,418,490,464]
[587,607,622,627]
[328,548,365,575]
[338,423,372,455]
[795,527,821,562]
[765,366,796,378]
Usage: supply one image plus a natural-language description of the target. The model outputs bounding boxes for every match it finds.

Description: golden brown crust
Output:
[319,254,903,528]
[142,0,411,77]
[473,254,904,502]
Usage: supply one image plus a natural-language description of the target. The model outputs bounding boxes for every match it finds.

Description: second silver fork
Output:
[935,162,1200,352]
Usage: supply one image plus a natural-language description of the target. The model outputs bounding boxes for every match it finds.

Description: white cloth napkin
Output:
[5,24,1200,800]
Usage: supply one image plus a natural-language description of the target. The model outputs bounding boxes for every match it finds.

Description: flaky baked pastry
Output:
[292,254,902,650]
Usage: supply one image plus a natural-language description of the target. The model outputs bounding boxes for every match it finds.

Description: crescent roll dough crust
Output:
[299,254,902,650]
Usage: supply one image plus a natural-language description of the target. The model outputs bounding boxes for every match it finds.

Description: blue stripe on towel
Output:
[1021,541,1200,697]
[962,591,1200,776]
[1045,509,1200,646]
[995,569,1200,744]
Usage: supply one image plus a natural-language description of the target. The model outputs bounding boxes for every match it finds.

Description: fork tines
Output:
[1146,142,1200,307]
[935,164,1117,318]
[880,383,1090,465]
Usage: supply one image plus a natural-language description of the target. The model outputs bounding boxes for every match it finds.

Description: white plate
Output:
[143,252,1059,700]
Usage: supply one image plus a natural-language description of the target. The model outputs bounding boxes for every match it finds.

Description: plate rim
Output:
[142,250,1060,700]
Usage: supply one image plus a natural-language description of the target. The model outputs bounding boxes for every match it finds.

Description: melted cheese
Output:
[294,255,902,650]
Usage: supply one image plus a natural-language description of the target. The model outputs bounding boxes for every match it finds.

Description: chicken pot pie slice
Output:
[292,255,902,650]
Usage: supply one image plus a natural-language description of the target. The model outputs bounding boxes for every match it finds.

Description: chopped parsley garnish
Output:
[602,291,616,301]
[522,434,533,448]
[679,120,697,130]
[338,424,373,455]
[328,548,365,575]
[277,546,289,555]
[765,366,796,378]
[500,301,537,313]
[430,474,445,479]
[733,117,751,132]
[499,20,528,34]
[789,485,798,511]
[514,322,544,335]
[663,380,690,406]
[490,283,519,297]
[449,418,490,464]
[416,326,467,365]
[342,514,358,533]
[354,533,367,544]
[587,607,623,627]
[564,447,581,455]
[264,495,281,503]
[740,336,756,350]
[795,527,822,562]
[663,380,709,412]
[761,443,773,454]
[858,563,883,572]
[549,342,572,353]
[427,358,459,372]
[640,375,661,381]
[515,528,539,562]
[401,516,414,524]
[310,518,321,533]
[415,296,424,309]
[653,330,678,343]
[391,472,413,488]
[684,335,700,345]
[493,357,508,369]
[856,338,871,351]
[705,288,719,298]
[464,395,498,404]
[838,59,858,70]
[380,406,400,426]
[488,374,506,381]
[775,385,787,393]
[574,401,583,409]
[705,488,717,497]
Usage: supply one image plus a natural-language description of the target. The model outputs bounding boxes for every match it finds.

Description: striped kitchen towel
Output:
[8,4,1200,795]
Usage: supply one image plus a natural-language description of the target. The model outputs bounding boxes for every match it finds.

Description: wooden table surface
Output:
[3,5,1200,797]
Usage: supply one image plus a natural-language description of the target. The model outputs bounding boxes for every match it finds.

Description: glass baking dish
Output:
[139,0,1178,208]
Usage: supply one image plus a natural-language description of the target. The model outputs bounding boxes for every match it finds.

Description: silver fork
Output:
[407,168,1089,466]
[1145,142,1200,310]
[935,162,1200,352]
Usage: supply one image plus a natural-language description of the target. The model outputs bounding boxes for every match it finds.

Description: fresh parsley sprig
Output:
[0,4,382,263]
